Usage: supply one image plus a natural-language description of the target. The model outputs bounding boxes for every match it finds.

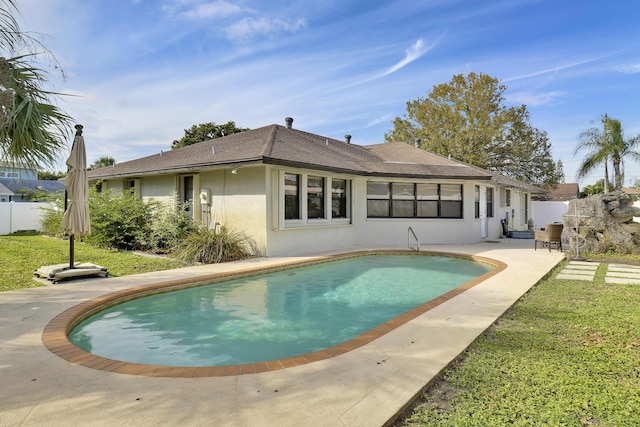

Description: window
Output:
[416,183,438,217]
[392,182,415,217]
[285,173,300,219]
[332,179,347,218]
[474,185,480,218]
[505,189,511,207]
[124,178,140,199]
[440,184,463,218]
[367,182,462,218]
[282,173,351,224]
[366,182,390,217]
[307,176,325,219]
[486,187,494,218]
[125,179,136,193]
[182,176,193,213]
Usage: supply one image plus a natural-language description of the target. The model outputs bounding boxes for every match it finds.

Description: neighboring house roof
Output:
[0,178,66,195]
[533,183,579,201]
[86,122,543,192]
[622,186,640,196]
[0,181,12,196]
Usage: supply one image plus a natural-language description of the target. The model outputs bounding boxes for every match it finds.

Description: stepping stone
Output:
[567,262,599,270]
[606,271,640,279]
[556,261,599,280]
[556,273,595,281]
[608,264,640,272]
[561,269,596,276]
[568,261,599,267]
[605,276,640,285]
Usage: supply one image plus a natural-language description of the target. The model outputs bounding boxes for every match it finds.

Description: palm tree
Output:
[0,0,73,170]
[575,116,640,191]
[607,119,640,189]
[88,156,116,170]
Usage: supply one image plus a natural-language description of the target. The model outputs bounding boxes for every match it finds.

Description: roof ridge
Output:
[263,124,280,158]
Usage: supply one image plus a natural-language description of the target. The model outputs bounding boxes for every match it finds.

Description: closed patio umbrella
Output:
[61,124,91,269]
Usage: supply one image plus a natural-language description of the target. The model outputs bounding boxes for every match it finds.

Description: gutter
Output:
[87,158,265,180]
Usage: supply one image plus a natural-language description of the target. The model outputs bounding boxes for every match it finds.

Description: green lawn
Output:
[0,234,185,292]
[398,261,640,427]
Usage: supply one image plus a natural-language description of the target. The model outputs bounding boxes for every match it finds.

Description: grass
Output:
[0,233,186,292]
[397,261,640,427]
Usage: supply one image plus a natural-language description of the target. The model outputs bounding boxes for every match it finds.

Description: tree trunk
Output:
[613,158,623,189]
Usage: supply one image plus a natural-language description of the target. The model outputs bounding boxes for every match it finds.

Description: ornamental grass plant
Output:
[172,225,258,264]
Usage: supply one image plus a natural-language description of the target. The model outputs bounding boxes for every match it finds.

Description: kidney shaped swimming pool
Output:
[45,252,503,376]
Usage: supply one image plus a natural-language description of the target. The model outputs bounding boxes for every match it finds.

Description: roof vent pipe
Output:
[345,134,351,144]
[414,138,422,149]
[285,117,293,129]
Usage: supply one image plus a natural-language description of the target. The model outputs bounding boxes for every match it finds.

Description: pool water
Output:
[69,254,493,367]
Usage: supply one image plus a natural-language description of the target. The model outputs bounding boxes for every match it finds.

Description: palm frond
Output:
[1,55,73,169]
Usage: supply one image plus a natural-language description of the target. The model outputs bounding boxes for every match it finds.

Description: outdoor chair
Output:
[534,223,563,252]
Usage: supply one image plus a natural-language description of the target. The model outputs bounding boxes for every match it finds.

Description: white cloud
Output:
[366,114,393,128]
[507,91,566,107]
[225,17,308,41]
[177,0,247,19]
[161,0,307,41]
[618,64,640,74]
[503,55,608,82]
[381,38,434,77]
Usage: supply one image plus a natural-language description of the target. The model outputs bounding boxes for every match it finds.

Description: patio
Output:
[0,239,564,426]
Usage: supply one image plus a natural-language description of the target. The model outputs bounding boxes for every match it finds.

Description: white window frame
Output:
[279,170,352,229]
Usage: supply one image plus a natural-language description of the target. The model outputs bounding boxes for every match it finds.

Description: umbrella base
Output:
[34,263,108,283]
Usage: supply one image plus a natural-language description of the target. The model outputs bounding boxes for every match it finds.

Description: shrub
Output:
[172,225,256,264]
[39,192,65,237]
[85,189,157,250]
[144,199,197,253]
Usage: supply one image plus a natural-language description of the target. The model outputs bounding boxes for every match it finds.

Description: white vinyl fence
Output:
[533,199,640,229]
[531,201,569,229]
[0,202,52,235]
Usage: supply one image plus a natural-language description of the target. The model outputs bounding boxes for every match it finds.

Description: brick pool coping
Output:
[42,250,506,378]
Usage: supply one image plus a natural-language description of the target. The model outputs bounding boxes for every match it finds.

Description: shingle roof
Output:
[0,178,65,194]
[87,124,495,181]
[0,181,12,196]
[532,183,578,201]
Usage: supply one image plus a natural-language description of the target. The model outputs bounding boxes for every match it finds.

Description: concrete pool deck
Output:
[0,239,565,426]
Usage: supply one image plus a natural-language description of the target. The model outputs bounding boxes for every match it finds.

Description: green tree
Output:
[385,72,563,185]
[580,179,606,197]
[0,0,73,170]
[88,155,116,170]
[575,115,640,191]
[38,170,65,180]
[171,121,249,149]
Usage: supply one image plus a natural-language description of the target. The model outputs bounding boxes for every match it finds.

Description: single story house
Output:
[87,118,544,256]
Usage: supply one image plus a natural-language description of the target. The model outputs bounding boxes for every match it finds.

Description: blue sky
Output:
[16,0,640,186]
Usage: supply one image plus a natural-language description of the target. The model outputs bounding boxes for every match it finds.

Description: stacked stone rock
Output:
[563,191,640,255]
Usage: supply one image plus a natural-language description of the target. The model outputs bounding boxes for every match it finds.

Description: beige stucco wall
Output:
[92,167,532,257]
[200,167,268,255]
[262,172,507,257]
[353,179,480,249]
[139,175,176,207]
